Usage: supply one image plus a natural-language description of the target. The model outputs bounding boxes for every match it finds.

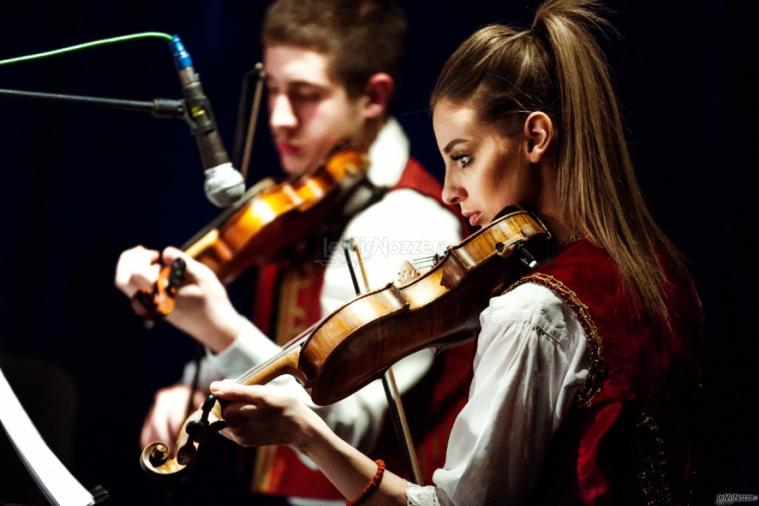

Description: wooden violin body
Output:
[185,149,368,283]
[301,207,550,404]
[141,206,551,476]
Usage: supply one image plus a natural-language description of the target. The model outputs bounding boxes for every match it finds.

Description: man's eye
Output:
[452,154,472,168]
[291,90,322,102]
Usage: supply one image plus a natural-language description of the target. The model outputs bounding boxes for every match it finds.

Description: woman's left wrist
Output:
[294,407,329,457]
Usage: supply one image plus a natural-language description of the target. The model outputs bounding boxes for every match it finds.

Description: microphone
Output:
[169,35,245,207]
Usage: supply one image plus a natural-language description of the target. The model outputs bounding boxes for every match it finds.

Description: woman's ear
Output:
[522,111,553,164]
[362,73,394,119]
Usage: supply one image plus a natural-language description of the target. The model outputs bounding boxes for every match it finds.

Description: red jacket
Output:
[517,240,702,505]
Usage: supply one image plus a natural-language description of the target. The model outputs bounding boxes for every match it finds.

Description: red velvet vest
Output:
[511,240,702,505]
[251,157,475,500]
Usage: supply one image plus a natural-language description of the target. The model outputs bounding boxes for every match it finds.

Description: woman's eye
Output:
[453,154,472,168]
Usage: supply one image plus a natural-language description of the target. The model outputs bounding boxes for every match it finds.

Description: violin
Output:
[140,206,552,476]
[132,148,369,321]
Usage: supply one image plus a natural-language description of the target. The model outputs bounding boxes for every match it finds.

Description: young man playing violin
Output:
[115,0,469,503]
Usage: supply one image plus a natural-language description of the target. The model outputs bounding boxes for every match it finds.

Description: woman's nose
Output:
[441,171,465,206]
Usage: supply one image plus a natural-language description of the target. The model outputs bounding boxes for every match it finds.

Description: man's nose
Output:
[269,94,297,131]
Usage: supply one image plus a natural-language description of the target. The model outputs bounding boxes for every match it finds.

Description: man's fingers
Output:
[139,384,194,449]
[163,246,219,287]
[161,246,185,263]
[115,246,162,295]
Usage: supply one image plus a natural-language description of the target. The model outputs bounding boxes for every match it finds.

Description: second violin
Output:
[133,148,369,321]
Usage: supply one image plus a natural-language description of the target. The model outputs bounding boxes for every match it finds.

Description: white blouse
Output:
[407,282,589,506]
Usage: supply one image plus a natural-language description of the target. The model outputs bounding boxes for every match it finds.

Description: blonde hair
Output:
[431,0,685,324]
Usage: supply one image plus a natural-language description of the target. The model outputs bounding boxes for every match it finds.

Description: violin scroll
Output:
[140,394,226,476]
[141,343,306,477]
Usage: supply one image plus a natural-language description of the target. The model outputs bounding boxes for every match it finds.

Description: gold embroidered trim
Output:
[508,272,606,407]
[634,412,674,505]
[251,445,277,493]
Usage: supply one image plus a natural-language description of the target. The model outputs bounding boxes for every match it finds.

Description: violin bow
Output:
[239,62,265,182]
[340,238,424,485]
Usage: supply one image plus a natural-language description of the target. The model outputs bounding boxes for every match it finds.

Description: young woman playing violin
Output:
[209,0,703,504]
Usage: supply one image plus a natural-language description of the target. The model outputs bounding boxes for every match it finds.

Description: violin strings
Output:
[410,254,441,272]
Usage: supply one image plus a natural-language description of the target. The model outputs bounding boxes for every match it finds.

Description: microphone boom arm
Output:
[0,87,186,119]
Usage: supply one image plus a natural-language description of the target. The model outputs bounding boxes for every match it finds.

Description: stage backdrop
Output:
[0,1,756,504]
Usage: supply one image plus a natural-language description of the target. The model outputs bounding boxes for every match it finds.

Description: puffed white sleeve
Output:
[182,317,284,385]
[406,283,589,506]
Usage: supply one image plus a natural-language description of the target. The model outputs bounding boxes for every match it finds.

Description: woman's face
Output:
[433,98,539,228]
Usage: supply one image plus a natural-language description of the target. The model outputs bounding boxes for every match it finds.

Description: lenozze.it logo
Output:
[317,237,448,266]
[715,493,759,505]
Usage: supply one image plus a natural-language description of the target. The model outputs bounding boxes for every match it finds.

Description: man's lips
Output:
[276,141,300,155]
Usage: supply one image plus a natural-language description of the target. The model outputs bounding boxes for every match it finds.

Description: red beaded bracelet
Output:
[345,459,386,506]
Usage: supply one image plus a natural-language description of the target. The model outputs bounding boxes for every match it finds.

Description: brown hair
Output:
[262,0,407,98]
[431,0,685,324]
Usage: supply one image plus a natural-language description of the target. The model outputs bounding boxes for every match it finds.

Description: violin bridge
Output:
[395,260,420,286]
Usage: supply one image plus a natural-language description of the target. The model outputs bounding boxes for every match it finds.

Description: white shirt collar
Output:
[366,117,410,187]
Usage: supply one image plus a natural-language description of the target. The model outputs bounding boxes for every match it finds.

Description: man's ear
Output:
[362,73,394,119]
[522,111,553,164]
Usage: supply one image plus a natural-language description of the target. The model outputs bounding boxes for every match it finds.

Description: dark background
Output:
[0,1,755,504]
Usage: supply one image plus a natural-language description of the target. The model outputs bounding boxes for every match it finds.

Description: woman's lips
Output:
[462,211,481,227]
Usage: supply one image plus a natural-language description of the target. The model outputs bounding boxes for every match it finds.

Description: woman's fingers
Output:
[211,381,308,447]
[211,380,268,403]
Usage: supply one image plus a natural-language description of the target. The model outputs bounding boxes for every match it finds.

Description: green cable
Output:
[0,31,173,67]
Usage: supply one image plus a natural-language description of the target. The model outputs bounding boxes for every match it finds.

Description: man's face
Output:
[264,45,367,176]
